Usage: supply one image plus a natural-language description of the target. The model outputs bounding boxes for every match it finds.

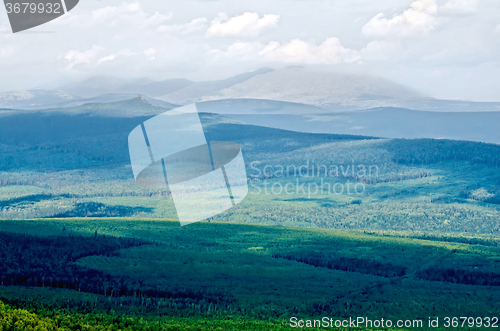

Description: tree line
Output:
[272,251,407,278]
[417,267,500,286]
[0,232,232,308]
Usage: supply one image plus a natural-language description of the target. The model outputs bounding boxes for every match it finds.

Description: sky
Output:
[0,0,499,101]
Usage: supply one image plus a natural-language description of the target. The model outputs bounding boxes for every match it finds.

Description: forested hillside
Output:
[1,219,500,326]
[0,98,499,236]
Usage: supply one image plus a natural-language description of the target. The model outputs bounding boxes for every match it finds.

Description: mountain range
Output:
[2,67,500,113]
[0,67,498,144]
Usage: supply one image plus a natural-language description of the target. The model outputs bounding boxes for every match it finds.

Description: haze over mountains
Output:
[2,67,500,113]
[2,67,500,112]
[197,67,424,110]
[0,67,498,144]
[196,68,500,112]
[0,90,77,110]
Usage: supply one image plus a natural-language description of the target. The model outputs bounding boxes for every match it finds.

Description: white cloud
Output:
[61,45,105,69]
[210,37,359,64]
[207,12,279,37]
[158,17,208,34]
[262,38,360,64]
[55,2,172,30]
[97,49,135,64]
[362,0,439,37]
[139,11,173,29]
[144,48,157,60]
[495,24,500,33]
[439,0,479,14]
[208,42,265,61]
[92,2,172,28]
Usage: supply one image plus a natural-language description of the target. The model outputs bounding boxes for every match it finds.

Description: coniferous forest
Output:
[0,100,499,329]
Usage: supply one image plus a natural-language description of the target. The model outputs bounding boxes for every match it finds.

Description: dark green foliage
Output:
[417,267,500,286]
[364,230,500,246]
[382,138,500,166]
[0,111,373,172]
[0,231,142,291]
[0,299,293,331]
[0,113,151,171]
[1,100,500,327]
[0,232,231,307]
[51,202,153,217]
[0,194,61,207]
[273,251,406,278]
[1,219,500,323]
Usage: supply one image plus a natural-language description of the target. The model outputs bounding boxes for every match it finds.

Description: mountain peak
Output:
[198,67,426,110]
[136,94,149,104]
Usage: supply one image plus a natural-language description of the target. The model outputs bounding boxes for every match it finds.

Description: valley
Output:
[0,96,499,330]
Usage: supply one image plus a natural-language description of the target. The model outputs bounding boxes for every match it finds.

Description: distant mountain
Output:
[56,67,273,102]
[47,93,178,109]
[196,98,329,115]
[225,106,500,144]
[60,76,194,98]
[3,67,499,114]
[158,67,274,105]
[0,90,178,111]
[39,96,169,117]
[118,79,194,97]
[397,98,500,112]
[0,90,78,109]
[196,67,424,109]
[195,67,500,112]
[4,95,497,144]
[60,76,129,98]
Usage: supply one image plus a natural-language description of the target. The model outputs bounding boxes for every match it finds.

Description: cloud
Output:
[496,24,500,33]
[207,12,279,37]
[139,11,173,29]
[158,17,208,34]
[209,37,360,64]
[362,0,439,37]
[439,0,479,14]
[90,2,172,28]
[208,42,265,60]
[55,2,172,30]
[98,49,135,64]
[144,48,157,60]
[261,38,360,64]
[61,45,105,69]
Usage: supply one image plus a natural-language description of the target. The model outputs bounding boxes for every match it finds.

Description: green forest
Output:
[1,98,499,329]
[1,218,500,330]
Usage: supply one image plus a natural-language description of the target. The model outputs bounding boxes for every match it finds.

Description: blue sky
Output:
[0,0,499,101]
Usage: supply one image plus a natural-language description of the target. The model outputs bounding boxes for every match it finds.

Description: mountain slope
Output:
[0,90,78,109]
[159,67,274,105]
[41,96,169,117]
[61,76,194,99]
[118,78,193,97]
[46,93,178,109]
[225,107,500,144]
[195,67,500,112]
[197,67,425,109]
